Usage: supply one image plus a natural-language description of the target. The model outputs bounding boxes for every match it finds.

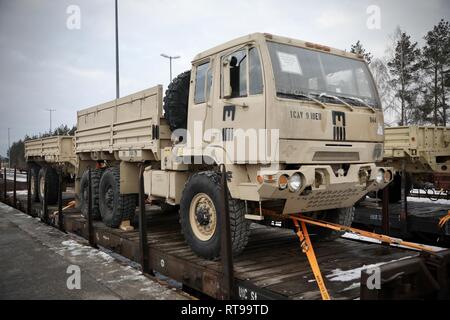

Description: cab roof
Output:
[192,32,364,63]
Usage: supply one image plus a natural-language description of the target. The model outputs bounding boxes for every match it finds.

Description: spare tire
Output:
[163,70,191,132]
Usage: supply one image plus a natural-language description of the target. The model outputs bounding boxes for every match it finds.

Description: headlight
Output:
[375,169,384,184]
[288,173,302,192]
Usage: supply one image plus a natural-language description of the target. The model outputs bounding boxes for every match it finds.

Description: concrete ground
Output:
[0,202,191,300]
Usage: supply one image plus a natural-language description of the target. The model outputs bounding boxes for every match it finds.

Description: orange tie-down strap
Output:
[288,213,440,300]
[439,211,450,228]
[292,218,331,300]
[51,200,76,217]
[289,214,437,253]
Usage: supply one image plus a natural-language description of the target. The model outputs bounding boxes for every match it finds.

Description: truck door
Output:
[187,59,213,148]
[214,45,266,163]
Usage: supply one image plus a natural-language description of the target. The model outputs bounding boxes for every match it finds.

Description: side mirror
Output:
[223,59,232,99]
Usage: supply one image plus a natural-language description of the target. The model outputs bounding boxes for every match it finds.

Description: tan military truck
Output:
[24,136,77,204]
[381,126,450,201]
[75,33,392,259]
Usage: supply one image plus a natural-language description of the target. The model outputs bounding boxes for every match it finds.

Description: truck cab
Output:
[172,33,391,217]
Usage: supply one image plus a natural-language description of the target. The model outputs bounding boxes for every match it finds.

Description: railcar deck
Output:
[9,192,422,300]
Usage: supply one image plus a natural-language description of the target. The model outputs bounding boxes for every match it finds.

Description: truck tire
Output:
[79,168,103,220]
[305,207,354,241]
[30,164,40,202]
[160,202,179,214]
[180,171,250,260]
[163,70,191,132]
[38,167,59,205]
[99,167,137,228]
[379,172,412,203]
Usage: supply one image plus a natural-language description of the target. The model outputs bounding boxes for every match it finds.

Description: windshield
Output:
[267,41,380,108]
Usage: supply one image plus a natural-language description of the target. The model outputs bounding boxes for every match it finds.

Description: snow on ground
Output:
[325,256,412,282]
[2,168,27,182]
[407,192,450,205]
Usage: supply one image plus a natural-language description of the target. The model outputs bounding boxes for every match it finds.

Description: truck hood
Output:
[270,100,384,143]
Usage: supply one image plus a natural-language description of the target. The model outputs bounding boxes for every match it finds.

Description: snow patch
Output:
[341,282,360,292]
[326,256,411,282]
[106,274,147,284]
[60,240,115,263]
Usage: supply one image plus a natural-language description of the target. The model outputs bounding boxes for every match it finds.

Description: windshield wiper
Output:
[278,92,326,109]
[342,96,377,113]
[316,93,354,112]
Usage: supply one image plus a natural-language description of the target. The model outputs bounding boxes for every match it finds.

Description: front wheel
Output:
[304,207,354,241]
[180,171,250,260]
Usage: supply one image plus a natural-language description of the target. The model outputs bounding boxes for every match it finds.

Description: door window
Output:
[194,62,210,104]
[249,47,263,95]
[223,46,263,98]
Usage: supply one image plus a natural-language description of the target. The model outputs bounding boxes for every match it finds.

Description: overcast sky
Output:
[0,0,449,156]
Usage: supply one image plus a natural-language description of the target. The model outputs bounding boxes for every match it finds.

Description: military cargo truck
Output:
[24,136,77,204]
[381,126,450,201]
[75,33,393,259]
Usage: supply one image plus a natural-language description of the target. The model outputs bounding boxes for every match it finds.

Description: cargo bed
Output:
[76,85,171,162]
[384,126,450,173]
[24,136,76,167]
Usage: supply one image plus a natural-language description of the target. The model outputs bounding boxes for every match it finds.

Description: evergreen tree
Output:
[422,19,450,126]
[7,139,25,169]
[350,40,373,64]
[387,31,421,125]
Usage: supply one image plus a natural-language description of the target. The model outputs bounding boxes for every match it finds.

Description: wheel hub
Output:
[195,206,211,226]
[189,193,217,241]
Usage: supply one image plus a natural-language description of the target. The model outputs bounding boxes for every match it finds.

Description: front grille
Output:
[312,151,360,162]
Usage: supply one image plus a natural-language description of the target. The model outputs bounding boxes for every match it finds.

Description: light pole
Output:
[45,108,56,133]
[7,127,10,169]
[160,54,180,82]
[115,0,120,99]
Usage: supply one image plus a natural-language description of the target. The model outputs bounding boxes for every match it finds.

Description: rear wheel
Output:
[304,207,354,241]
[99,167,137,228]
[38,167,59,205]
[29,164,40,202]
[180,171,250,260]
[79,168,103,220]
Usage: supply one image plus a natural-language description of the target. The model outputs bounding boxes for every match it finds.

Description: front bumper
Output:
[257,164,392,213]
